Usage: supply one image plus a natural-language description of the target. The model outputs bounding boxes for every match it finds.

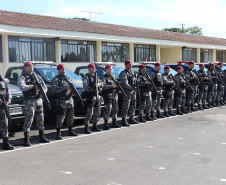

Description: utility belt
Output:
[24,96,40,100]
[57,96,71,100]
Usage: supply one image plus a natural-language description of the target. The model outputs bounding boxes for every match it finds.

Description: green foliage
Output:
[163,26,203,35]
[72,17,89,21]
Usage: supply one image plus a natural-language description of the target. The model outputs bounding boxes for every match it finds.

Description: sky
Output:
[1,0,226,39]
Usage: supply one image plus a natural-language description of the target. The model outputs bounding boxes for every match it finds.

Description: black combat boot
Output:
[177,108,183,115]
[157,111,165,118]
[24,132,31,147]
[121,118,130,127]
[39,130,50,143]
[92,123,102,132]
[191,104,198,111]
[198,104,203,110]
[168,110,176,116]
[212,102,218,107]
[164,111,170,117]
[129,117,139,124]
[146,114,154,121]
[151,111,157,120]
[68,126,78,136]
[2,137,14,150]
[112,118,121,128]
[84,125,91,134]
[220,100,225,106]
[187,105,192,113]
[104,120,110,130]
[215,100,220,106]
[181,107,188,114]
[203,104,209,109]
[56,128,62,140]
[208,102,213,108]
[139,114,146,123]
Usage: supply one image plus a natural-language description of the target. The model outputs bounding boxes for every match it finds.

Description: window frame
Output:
[134,44,156,62]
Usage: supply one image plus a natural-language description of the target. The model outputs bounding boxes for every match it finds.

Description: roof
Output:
[1,9,226,46]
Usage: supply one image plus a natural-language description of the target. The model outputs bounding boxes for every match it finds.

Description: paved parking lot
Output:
[1,107,226,185]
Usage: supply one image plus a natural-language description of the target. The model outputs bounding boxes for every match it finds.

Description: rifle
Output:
[181,73,193,93]
[144,72,161,98]
[193,70,205,89]
[203,71,215,87]
[33,72,51,109]
[95,72,101,104]
[63,75,84,106]
[110,75,127,98]
[214,69,225,86]
[134,74,141,100]
[170,74,182,96]
[0,93,11,124]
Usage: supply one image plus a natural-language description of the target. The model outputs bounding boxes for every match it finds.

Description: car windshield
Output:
[36,67,82,81]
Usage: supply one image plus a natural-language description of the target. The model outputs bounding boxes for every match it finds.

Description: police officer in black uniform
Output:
[101,64,121,129]
[0,74,14,150]
[150,62,165,119]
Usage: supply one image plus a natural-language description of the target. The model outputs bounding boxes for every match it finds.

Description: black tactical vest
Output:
[209,69,217,83]
[56,74,72,99]
[163,73,174,91]
[23,73,40,100]
[123,69,135,87]
[138,73,150,92]
[86,73,96,96]
[198,70,208,84]
[103,74,116,94]
[188,69,198,85]
[175,74,185,89]
[153,71,163,87]
[0,80,7,98]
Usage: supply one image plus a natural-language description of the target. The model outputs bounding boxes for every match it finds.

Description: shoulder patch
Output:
[20,76,25,81]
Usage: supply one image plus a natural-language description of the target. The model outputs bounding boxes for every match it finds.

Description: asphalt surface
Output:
[1,106,226,185]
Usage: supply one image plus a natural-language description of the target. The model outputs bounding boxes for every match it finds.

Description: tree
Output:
[162,28,183,33]
[72,17,89,21]
[186,26,203,35]
[162,26,203,35]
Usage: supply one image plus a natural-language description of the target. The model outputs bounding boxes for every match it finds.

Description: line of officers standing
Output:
[0,60,225,150]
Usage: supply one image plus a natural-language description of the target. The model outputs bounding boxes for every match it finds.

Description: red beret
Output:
[139,64,146,69]
[88,63,95,68]
[188,61,195,65]
[105,64,112,70]
[218,62,223,65]
[176,66,183,70]
[124,60,132,65]
[24,61,33,68]
[209,63,215,66]
[154,62,161,67]
[199,63,204,67]
[57,64,65,70]
[164,65,170,70]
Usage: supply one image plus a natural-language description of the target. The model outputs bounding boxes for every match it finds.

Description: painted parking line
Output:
[0,107,217,155]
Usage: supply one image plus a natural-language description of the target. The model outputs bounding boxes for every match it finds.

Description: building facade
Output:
[0,10,226,76]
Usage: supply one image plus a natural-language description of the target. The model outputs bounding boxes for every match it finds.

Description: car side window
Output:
[78,68,89,78]
[96,67,105,76]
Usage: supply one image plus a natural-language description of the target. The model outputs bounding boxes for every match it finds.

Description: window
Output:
[134,44,156,62]
[216,50,226,63]
[61,40,96,62]
[200,49,212,63]
[182,48,197,62]
[8,36,55,62]
[0,35,2,62]
[102,42,129,62]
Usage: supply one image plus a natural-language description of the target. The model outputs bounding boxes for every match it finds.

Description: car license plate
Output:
[9,107,23,115]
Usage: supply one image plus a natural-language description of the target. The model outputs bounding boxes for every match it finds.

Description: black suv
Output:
[5,63,85,123]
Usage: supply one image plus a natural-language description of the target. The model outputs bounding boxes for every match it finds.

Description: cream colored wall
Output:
[160,47,182,64]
